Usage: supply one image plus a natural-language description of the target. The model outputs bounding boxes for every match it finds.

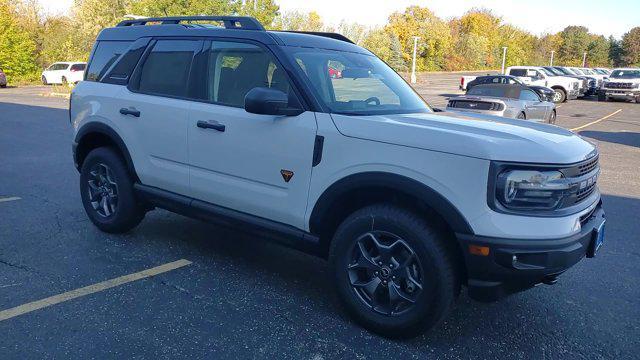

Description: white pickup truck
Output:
[599,68,640,102]
[506,66,580,103]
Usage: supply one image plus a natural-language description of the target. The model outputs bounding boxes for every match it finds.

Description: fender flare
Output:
[309,172,474,235]
[74,122,138,180]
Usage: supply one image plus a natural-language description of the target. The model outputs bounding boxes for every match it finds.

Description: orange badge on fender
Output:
[280,170,294,182]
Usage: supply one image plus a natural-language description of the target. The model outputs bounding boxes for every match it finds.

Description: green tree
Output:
[557,26,591,66]
[239,0,279,29]
[0,0,39,83]
[387,6,451,71]
[361,28,407,72]
[608,36,624,67]
[586,35,610,67]
[128,0,239,17]
[272,10,324,32]
[621,27,640,66]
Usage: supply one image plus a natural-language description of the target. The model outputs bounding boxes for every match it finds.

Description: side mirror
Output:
[244,87,303,116]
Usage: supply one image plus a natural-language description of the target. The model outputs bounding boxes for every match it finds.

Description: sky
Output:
[38,0,639,39]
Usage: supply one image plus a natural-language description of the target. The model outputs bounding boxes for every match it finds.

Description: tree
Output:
[608,36,624,67]
[70,0,130,60]
[387,6,451,71]
[621,27,640,67]
[361,28,407,72]
[0,0,39,83]
[586,35,610,67]
[239,0,279,29]
[272,10,324,32]
[128,0,239,17]
[557,26,591,66]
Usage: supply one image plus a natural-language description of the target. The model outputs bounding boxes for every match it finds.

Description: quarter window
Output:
[86,41,131,81]
[138,40,200,97]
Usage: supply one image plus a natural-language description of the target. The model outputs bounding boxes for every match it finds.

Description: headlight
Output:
[496,170,570,210]
[633,83,640,89]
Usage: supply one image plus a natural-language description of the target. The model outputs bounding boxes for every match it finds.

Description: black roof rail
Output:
[281,31,354,44]
[117,16,265,31]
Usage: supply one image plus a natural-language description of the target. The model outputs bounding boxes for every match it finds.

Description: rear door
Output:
[117,39,203,196]
[187,40,317,229]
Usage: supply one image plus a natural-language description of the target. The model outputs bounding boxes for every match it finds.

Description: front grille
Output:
[448,100,503,111]
[573,82,579,90]
[606,82,634,89]
[577,155,599,175]
[560,154,600,207]
[579,204,597,225]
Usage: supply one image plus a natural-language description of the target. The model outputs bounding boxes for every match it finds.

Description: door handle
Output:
[119,108,140,117]
[197,120,225,132]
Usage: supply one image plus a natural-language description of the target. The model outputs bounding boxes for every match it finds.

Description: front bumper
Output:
[601,89,639,100]
[457,202,605,302]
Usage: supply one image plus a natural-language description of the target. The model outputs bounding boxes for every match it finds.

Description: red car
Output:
[0,68,6,88]
[328,67,342,79]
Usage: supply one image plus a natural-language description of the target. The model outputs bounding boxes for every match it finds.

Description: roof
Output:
[96,16,370,55]
[466,83,531,99]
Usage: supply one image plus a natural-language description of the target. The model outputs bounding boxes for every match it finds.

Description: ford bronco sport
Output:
[70,16,605,338]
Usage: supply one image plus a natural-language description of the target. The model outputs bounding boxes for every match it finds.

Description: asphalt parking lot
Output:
[1,77,639,359]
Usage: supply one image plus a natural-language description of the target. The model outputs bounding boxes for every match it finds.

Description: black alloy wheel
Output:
[87,163,119,218]
[348,230,423,316]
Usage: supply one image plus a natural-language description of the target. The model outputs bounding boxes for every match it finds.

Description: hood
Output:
[330,111,595,164]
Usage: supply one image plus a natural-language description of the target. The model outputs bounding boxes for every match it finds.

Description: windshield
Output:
[283,47,430,115]
[554,67,572,75]
[610,69,640,78]
[594,69,608,75]
[543,67,563,76]
[571,68,584,75]
[581,68,595,75]
[539,68,555,76]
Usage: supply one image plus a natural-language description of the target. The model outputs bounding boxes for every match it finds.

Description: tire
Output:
[597,92,606,102]
[549,110,556,124]
[0,84,6,88]
[517,112,526,120]
[42,76,48,85]
[329,204,459,338]
[551,88,566,103]
[80,147,145,233]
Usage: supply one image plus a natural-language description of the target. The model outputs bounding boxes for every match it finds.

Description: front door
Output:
[519,89,548,120]
[188,40,317,229]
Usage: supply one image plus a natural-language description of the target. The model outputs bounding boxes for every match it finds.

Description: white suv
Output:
[599,68,640,102]
[42,62,86,85]
[70,16,606,338]
[506,66,580,102]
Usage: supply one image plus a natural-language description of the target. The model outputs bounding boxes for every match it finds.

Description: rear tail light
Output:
[460,77,464,86]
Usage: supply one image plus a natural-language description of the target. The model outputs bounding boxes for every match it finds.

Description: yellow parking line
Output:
[570,109,622,131]
[0,197,21,203]
[0,259,192,322]
[556,105,562,109]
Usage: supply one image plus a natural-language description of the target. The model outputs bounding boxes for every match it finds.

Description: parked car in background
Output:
[544,66,589,97]
[593,68,611,76]
[506,66,579,103]
[447,84,556,123]
[568,67,600,94]
[42,62,87,85]
[599,68,640,102]
[328,67,342,79]
[464,75,523,91]
[0,68,6,88]
[528,85,556,102]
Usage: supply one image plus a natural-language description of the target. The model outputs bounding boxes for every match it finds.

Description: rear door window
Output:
[70,64,86,71]
[86,41,132,81]
[519,89,540,101]
[137,40,200,98]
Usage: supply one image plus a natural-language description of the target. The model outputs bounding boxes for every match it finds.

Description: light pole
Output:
[550,50,554,66]
[501,47,507,74]
[411,36,420,84]
[582,52,587,67]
